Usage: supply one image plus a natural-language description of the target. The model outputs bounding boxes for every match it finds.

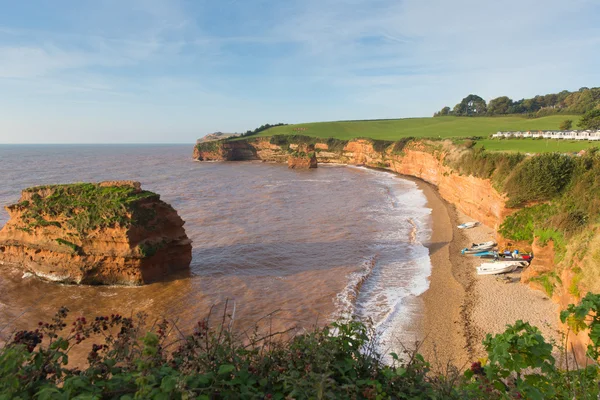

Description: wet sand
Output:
[413,179,561,369]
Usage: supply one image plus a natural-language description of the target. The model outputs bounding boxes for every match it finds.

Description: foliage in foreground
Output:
[2,294,600,399]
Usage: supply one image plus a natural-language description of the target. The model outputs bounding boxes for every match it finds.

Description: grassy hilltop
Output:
[244,114,600,153]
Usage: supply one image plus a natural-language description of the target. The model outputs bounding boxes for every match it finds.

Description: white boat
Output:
[461,241,497,254]
[457,221,479,229]
[477,263,519,275]
[485,260,529,267]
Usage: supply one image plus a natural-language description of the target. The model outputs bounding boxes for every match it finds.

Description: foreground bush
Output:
[1,295,600,399]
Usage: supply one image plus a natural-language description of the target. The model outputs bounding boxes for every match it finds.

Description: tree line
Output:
[239,123,287,137]
[435,87,600,118]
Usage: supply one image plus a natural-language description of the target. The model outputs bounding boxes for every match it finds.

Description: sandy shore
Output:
[412,179,561,368]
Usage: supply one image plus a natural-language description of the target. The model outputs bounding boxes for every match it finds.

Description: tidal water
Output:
[0,144,432,357]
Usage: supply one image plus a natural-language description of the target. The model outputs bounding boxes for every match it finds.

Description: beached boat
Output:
[472,250,497,257]
[461,241,497,254]
[486,260,529,268]
[457,221,479,229]
[476,263,519,275]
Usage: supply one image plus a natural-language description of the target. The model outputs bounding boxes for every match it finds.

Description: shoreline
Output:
[407,177,561,368]
[409,178,472,367]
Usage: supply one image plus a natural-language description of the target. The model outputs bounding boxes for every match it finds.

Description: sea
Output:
[0,144,433,358]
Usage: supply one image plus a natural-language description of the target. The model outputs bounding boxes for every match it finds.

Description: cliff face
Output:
[0,181,192,285]
[387,149,509,230]
[287,144,318,169]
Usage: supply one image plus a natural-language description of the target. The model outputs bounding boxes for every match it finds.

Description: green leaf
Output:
[218,364,235,376]
[160,375,178,392]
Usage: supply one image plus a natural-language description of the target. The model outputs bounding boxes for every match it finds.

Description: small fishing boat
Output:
[457,221,479,229]
[472,250,497,257]
[476,263,519,275]
[487,260,529,268]
[461,241,497,254]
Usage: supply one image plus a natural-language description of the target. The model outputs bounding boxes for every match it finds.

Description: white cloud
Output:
[0,0,599,142]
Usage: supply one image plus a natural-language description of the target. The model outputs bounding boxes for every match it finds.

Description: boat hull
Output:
[477,264,518,275]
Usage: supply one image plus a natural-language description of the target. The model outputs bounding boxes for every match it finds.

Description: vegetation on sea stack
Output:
[2,294,600,399]
[10,183,160,236]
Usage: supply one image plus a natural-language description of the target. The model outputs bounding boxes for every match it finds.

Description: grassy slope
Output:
[477,138,600,153]
[250,114,597,152]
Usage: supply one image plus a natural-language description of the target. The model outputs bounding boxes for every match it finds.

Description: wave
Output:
[333,254,379,321]
[332,165,433,361]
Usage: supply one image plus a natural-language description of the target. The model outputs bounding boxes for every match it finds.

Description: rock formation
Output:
[287,144,318,169]
[0,181,192,285]
[196,132,239,143]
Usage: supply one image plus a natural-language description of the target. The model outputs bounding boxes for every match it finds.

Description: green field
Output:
[477,138,600,153]
[257,115,580,140]
[246,114,598,152]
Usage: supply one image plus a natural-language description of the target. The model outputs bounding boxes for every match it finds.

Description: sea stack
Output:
[287,144,318,169]
[0,181,192,285]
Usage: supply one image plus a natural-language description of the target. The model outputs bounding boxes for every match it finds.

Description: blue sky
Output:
[0,0,599,143]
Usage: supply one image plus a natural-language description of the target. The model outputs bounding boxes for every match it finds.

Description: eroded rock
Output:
[0,181,192,285]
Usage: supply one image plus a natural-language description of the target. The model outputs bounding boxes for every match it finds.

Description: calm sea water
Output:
[0,144,432,357]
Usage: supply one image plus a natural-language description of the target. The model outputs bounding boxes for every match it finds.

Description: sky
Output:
[0,0,599,143]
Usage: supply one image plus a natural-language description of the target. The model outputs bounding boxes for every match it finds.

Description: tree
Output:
[433,106,451,117]
[453,94,487,116]
[578,109,600,130]
[522,98,541,113]
[559,119,573,130]
[487,96,513,115]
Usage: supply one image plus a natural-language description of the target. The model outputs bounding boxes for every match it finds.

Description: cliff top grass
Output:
[252,115,580,140]
[11,182,159,235]
[237,114,598,153]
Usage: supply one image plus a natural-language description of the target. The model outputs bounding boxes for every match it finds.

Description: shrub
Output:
[322,138,349,152]
[498,204,556,242]
[559,119,573,130]
[529,272,562,297]
[269,134,317,147]
[390,137,415,155]
[504,153,575,207]
[55,238,81,253]
[2,299,600,399]
[196,140,225,153]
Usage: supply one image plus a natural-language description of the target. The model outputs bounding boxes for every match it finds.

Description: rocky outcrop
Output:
[288,144,317,169]
[196,132,239,143]
[520,240,592,360]
[194,140,259,161]
[0,181,192,285]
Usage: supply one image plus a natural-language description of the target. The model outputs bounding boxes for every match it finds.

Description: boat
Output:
[461,241,497,254]
[457,221,479,229]
[486,260,529,268]
[476,263,519,275]
[472,250,497,257]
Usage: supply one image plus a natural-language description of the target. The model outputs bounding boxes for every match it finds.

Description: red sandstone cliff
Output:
[0,181,192,285]
[287,144,318,169]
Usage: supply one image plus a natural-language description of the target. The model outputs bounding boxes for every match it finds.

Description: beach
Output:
[414,179,561,368]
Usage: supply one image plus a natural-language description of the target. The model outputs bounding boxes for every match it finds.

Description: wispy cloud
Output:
[0,0,599,142]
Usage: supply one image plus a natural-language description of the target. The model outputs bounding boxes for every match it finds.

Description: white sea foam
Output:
[336,166,433,362]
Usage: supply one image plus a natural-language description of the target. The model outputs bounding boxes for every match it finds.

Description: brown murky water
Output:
[0,145,432,357]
